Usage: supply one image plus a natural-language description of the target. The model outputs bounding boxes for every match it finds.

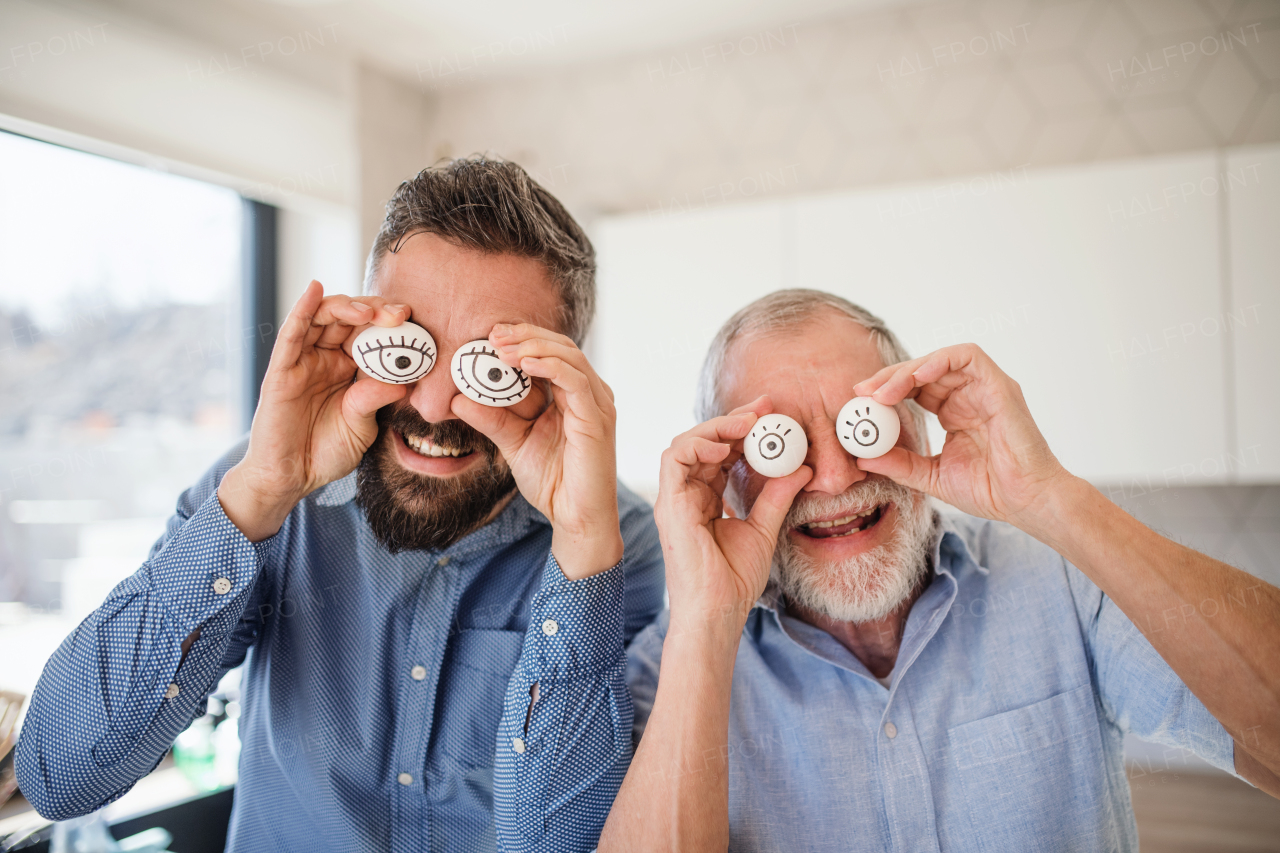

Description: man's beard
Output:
[772,477,935,623]
[354,404,516,554]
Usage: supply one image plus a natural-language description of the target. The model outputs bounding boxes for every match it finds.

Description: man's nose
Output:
[405,360,460,423]
[803,419,867,495]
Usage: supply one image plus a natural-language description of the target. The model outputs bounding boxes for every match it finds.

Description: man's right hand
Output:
[217,280,411,541]
[654,396,811,630]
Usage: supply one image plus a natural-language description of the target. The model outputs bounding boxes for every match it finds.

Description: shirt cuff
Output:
[144,490,271,636]
[517,553,626,682]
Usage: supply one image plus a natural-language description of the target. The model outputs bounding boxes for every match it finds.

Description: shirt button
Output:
[410,665,427,681]
[512,737,526,754]
[541,619,558,636]
[436,557,450,567]
[212,577,231,595]
[397,772,413,786]
[164,683,180,699]
[884,721,898,739]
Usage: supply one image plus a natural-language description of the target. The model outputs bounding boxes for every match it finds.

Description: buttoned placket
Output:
[874,545,963,853]
[389,552,467,853]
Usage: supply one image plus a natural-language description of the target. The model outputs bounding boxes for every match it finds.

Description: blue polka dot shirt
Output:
[15,439,665,852]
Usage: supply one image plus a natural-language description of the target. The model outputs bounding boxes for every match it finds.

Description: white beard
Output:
[772,478,935,623]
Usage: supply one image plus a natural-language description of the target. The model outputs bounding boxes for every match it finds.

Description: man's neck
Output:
[786,573,931,679]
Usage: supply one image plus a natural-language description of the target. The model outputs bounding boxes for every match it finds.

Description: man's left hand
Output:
[451,322,622,580]
[853,343,1074,529]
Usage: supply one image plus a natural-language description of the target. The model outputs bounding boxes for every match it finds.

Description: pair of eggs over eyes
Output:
[743,397,901,478]
[351,322,531,407]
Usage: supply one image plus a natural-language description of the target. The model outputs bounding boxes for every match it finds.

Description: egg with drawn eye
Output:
[351,322,437,384]
[837,397,900,459]
[451,340,532,407]
[743,414,808,478]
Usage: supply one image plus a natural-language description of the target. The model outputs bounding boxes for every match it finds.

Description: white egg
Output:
[450,340,532,407]
[351,322,437,384]
[743,413,808,478]
[837,397,900,459]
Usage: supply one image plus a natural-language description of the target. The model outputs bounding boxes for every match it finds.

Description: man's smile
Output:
[797,503,887,539]
[392,428,481,476]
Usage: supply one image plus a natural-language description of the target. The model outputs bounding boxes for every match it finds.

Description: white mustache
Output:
[784,478,912,528]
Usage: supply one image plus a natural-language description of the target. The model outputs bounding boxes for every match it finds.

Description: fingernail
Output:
[499,344,519,353]
[491,323,513,336]
[351,301,371,311]
[391,304,409,313]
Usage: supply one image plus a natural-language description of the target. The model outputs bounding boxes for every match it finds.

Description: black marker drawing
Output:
[355,330,436,384]
[451,341,531,406]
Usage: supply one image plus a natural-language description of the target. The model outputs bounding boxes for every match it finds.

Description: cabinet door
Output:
[794,153,1226,485]
[1227,146,1280,483]
[594,204,786,493]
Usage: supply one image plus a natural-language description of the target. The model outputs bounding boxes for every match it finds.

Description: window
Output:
[0,131,243,703]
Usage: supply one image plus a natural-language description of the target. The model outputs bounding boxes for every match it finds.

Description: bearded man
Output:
[588,289,1278,851]
[16,159,664,853]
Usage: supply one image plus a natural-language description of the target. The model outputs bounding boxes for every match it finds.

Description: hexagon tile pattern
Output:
[424,0,1280,217]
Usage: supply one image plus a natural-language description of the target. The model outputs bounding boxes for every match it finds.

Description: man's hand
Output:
[852,343,1072,530]
[218,280,410,541]
[449,323,624,580]
[654,397,812,625]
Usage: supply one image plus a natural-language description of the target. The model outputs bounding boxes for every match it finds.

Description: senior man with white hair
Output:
[563,289,1276,851]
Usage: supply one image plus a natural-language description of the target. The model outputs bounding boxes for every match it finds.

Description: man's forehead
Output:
[372,232,560,331]
[722,312,886,412]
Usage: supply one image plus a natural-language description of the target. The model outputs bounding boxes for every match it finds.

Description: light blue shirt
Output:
[625,510,1239,852]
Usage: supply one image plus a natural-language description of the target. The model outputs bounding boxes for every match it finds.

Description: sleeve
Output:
[14,441,274,820]
[492,496,666,853]
[1064,559,1238,776]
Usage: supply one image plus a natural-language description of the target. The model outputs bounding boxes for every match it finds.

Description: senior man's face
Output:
[722,310,934,623]
[355,232,561,553]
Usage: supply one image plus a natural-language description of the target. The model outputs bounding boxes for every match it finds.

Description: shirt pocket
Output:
[945,684,1112,853]
[432,628,525,771]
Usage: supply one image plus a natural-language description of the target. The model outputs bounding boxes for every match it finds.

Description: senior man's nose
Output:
[803,420,867,495]
[405,363,461,423]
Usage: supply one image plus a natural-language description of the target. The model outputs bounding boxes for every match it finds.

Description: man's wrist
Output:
[217,462,299,543]
[1015,473,1112,557]
[551,522,624,581]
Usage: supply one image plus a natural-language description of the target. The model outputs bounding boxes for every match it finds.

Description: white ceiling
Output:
[106,0,925,89]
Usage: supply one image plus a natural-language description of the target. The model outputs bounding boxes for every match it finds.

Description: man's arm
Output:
[14,456,271,819]
[855,344,1280,794]
[599,400,811,852]
[1035,480,1280,794]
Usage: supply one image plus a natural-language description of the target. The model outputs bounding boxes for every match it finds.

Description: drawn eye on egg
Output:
[836,397,900,459]
[742,414,808,478]
[351,322,437,385]
[450,340,532,407]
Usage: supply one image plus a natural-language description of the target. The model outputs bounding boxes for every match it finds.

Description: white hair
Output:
[694,289,928,442]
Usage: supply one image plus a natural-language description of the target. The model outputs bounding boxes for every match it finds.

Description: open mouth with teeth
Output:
[796,504,889,539]
[400,431,476,459]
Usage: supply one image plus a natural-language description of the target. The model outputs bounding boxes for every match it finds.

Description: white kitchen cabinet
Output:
[592,147,1277,493]
[595,203,786,491]
[1227,146,1280,482]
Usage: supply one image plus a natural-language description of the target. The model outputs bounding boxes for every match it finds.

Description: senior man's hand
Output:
[654,396,812,626]
[450,323,624,580]
[852,343,1073,530]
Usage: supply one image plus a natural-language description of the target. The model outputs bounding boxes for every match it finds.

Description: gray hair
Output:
[363,156,596,345]
[694,289,929,447]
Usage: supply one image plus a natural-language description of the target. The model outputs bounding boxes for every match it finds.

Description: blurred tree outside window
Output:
[0,131,242,709]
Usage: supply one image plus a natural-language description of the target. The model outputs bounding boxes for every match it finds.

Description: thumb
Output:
[451,395,531,461]
[856,447,937,495]
[344,375,408,422]
[745,465,813,540]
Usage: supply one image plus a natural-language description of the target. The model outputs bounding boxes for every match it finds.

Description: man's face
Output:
[354,232,562,552]
[720,310,934,622]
